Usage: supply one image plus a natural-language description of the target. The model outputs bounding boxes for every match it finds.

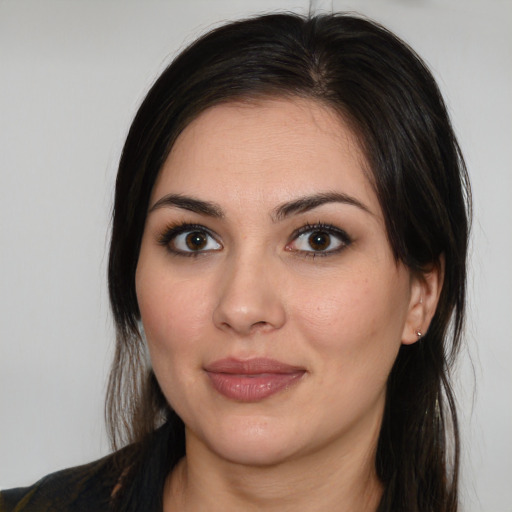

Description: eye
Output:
[158,224,222,255]
[286,224,351,256]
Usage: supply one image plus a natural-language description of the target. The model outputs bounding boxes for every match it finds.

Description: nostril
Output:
[250,320,269,331]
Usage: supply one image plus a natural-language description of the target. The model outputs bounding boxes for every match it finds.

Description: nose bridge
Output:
[213,244,286,334]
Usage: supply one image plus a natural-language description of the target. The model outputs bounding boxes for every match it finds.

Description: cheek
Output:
[292,269,409,368]
[136,269,215,416]
[136,262,213,368]
[290,270,411,429]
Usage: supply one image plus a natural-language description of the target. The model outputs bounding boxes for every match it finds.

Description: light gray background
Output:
[1,1,510,511]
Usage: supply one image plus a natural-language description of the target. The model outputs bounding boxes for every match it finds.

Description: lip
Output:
[204,358,306,402]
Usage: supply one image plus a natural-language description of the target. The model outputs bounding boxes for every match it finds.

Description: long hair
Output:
[107,13,471,511]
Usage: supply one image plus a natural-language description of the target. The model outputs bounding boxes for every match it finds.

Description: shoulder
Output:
[0,452,122,512]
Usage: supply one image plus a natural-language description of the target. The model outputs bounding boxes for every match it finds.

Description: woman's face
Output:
[136,98,425,467]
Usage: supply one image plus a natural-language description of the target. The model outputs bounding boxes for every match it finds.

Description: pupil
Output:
[309,231,330,251]
[186,232,207,250]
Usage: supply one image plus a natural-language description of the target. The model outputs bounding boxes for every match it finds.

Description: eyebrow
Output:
[149,194,224,218]
[148,191,372,220]
[271,191,372,221]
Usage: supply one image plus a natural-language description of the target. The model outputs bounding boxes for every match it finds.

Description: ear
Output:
[401,256,444,345]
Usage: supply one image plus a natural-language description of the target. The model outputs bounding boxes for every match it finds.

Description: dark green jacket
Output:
[0,454,120,511]
[0,421,182,512]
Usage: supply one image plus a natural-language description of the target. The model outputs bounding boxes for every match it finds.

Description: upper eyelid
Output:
[160,223,217,236]
[157,221,351,249]
[287,223,352,253]
[157,223,220,246]
[289,223,351,240]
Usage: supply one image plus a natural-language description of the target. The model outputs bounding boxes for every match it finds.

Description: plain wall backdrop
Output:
[1,1,511,511]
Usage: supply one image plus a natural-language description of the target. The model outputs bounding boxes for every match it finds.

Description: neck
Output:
[164,430,382,512]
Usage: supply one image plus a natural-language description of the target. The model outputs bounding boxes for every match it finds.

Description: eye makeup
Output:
[156,219,352,260]
[157,222,222,257]
[286,222,352,258]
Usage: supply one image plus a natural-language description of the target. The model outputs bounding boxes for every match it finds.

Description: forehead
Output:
[152,97,377,213]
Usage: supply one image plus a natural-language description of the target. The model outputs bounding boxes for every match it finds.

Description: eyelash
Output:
[156,221,352,258]
[287,222,352,258]
[157,223,221,258]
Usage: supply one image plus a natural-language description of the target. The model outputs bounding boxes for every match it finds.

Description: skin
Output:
[136,97,442,511]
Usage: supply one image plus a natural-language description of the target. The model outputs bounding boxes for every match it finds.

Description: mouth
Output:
[204,358,306,402]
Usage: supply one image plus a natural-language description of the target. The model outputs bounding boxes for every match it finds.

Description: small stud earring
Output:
[415,330,423,338]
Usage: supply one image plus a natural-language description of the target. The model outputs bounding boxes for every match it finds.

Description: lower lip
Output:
[206,371,305,402]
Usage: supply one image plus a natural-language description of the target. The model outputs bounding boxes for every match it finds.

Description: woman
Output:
[0,12,470,512]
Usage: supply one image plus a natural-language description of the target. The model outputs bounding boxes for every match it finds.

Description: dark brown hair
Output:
[107,12,470,511]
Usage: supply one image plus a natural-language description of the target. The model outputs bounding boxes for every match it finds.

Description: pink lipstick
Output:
[204,358,305,402]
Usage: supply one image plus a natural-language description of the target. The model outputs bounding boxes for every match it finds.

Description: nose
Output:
[212,253,286,336]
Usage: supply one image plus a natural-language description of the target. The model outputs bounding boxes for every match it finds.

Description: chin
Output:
[192,415,304,467]
[213,438,296,467]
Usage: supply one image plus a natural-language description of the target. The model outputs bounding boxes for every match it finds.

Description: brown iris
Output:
[185,231,208,250]
[308,231,331,251]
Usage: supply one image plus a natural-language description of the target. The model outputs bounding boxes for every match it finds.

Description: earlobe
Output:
[401,257,444,345]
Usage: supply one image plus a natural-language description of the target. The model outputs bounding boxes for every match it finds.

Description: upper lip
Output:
[204,357,305,374]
